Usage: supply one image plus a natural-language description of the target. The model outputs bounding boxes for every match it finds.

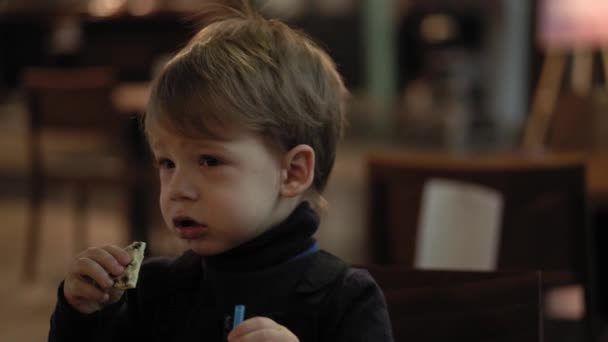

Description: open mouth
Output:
[172,216,208,239]
[173,217,203,228]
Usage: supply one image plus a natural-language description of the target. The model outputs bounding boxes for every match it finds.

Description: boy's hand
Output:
[63,245,132,314]
[227,317,299,342]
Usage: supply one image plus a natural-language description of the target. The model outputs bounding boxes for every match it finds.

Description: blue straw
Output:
[232,304,245,329]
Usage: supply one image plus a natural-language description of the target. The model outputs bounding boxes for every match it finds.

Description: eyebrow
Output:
[194,140,235,156]
[149,137,236,157]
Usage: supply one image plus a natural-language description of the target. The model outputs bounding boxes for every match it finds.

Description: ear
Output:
[280,144,315,198]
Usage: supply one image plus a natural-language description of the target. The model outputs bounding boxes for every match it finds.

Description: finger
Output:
[228,317,296,341]
[73,301,101,314]
[83,247,126,276]
[66,276,110,304]
[107,287,125,304]
[73,256,115,289]
[230,317,275,336]
[229,327,297,342]
[67,297,103,315]
[103,245,133,267]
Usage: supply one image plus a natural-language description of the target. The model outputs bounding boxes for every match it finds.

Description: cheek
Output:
[221,177,280,220]
[206,187,261,226]
[158,187,171,222]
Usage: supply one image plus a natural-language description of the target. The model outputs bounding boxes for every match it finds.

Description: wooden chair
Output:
[21,67,135,281]
[367,151,589,273]
[366,151,600,339]
[363,265,543,342]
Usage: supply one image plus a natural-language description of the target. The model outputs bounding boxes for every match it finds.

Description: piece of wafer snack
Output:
[113,241,146,290]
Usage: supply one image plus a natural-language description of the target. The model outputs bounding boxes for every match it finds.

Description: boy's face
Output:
[146,121,287,255]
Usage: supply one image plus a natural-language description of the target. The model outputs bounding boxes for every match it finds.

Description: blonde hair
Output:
[144,1,348,202]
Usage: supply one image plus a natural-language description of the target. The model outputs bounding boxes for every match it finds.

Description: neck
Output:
[266,195,302,229]
[205,202,319,272]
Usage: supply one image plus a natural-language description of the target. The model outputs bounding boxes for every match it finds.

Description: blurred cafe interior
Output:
[2,0,608,341]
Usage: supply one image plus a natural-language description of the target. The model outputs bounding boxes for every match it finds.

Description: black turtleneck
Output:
[49,202,395,342]
[204,202,319,272]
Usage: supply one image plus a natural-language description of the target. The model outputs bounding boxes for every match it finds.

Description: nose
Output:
[166,168,199,201]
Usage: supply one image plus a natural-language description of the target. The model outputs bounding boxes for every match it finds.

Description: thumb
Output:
[107,287,125,304]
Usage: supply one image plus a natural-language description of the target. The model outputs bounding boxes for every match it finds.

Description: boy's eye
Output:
[199,155,221,167]
[156,158,175,169]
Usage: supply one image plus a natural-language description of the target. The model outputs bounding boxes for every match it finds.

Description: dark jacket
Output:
[49,203,394,341]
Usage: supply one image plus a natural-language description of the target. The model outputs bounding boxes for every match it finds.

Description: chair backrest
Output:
[364,265,543,342]
[367,151,589,277]
[22,66,122,133]
[22,66,131,181]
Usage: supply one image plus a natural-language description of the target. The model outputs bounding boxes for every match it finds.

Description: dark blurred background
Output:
[2,0,608,341]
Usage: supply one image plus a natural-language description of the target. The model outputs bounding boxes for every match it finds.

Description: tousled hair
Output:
[144,0,348,197]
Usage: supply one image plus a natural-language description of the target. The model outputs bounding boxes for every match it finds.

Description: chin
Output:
[188,241,231,256]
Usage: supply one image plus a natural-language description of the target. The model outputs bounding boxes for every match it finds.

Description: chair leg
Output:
[74,185,88,255]
[23,178,43,283]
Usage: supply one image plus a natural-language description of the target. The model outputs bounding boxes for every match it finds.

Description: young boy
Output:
[49,3,393,341]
